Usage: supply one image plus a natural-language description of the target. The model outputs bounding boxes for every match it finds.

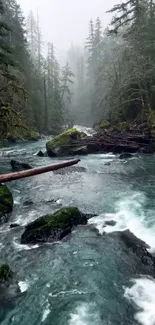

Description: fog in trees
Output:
[1,0,155,138]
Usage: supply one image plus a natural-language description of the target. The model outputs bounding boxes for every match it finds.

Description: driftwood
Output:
[0,159,80,183]
[59,127,153,153]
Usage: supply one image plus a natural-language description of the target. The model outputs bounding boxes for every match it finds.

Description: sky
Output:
[18,0,117,53]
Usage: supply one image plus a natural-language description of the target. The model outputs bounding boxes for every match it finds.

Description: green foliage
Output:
[0,1,74,139]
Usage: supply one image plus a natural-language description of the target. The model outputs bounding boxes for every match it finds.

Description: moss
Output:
[0,184,13,215]
[21,207,87,244]
[0,264,13,282]
[93,120,110,131]
[114,121,129,131]
[30,207,82,233]
[5,128,40,141]
[46,128,86,152]
[45,207,81,228]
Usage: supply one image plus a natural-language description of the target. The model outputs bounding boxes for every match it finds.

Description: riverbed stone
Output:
[0,184,13,221]
[119,153,133,159]
[0,264,21,303]
[46,128,87,157]
[37,150,45,157]
[10,160,32,171]
[93,120,111,131]
[21,206,87,244]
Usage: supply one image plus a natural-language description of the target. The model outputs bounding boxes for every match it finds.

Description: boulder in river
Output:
[46,128,87,157]
[0,184,13,222]
[10,160,32,171]
[0,264,20,303]
[93,120,111,131]
[37,150,45,157]
[10,223,20,228]
[119,153,133,159]
[21,206,87,244]
[117,230,155,269]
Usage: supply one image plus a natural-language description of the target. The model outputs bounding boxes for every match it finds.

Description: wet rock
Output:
[0,264,20,303]
[93,120,111,131]
[104,162,111,166]
[0,184,13,222]
[23,200,34,206]
[37,150,45,157]
[71,146,88,155]
[46,128,87,157]
[119,153,133,159]
[7,136,16,143]
[10,223,20,228]
[104,220,116,226]
[21,206,87,244]
[10,160,32,171]
[119,230,155,269]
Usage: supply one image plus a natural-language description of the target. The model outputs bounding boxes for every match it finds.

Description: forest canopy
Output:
[0,0,155,139]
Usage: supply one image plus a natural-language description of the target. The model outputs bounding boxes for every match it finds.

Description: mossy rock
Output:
[0,184,13,219]
[46,128,87,157]
[114,121,129,131]
[0,264,13,283]
[6,129,40,142]
[93,120,110,131]
[21,206,87,244]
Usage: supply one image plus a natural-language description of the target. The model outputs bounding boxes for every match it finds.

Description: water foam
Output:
[88,192,155,252]
[18,280,29,292]
[69,303,100,325]
[41,301,50,322]
[124,277,155,325]
[13,237,39,251]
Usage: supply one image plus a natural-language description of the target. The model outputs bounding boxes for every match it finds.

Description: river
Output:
[0,133,155,325]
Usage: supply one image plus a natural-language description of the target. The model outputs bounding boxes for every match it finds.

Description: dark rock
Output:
[119,153,133,159]
[71,146,88,155]
[120,230,150,249]
[10,223,20,228]
[28,137,39,141]
[37,150,45,157]
[119,230,155,268]
[23,200,34,206]
[104,162,111,166]
[7,136,16,143]
[10,160,32,171]
[0,184,13,222]
[0,264,20,303]
[0,264,13,282]
[104,220,116,226]
[21,206,87,244]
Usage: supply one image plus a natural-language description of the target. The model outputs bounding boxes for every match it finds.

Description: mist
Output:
[18,0,117,50]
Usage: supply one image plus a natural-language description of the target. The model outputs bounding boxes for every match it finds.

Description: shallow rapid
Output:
[0,137,155,325]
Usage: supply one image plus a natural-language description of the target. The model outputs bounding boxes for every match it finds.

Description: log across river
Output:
[0,159,80,183]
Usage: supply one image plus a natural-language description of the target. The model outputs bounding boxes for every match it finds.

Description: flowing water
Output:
[0,130,155,325]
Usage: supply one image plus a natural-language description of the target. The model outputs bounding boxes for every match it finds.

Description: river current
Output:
[0,128,155,325]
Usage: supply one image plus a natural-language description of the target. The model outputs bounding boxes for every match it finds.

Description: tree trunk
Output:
[44,75,48,133]
[0,159,80,183]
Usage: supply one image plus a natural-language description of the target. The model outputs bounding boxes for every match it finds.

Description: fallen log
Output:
[0,159,80,183]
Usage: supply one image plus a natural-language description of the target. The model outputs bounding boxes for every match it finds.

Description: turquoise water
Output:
[0,140,155,325]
